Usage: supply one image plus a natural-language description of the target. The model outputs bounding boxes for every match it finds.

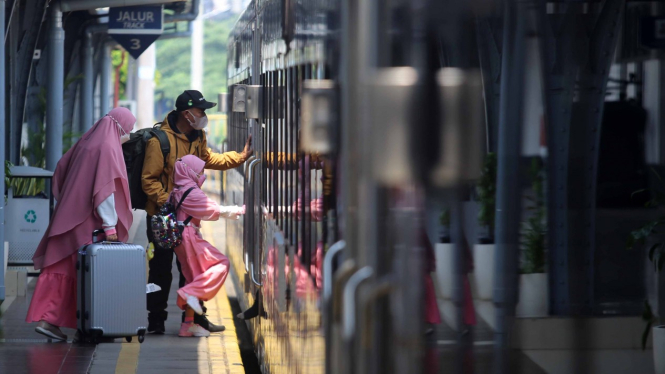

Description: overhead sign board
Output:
[108,5,163,59]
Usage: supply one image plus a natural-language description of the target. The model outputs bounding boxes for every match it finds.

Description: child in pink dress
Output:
[170,155,245,337]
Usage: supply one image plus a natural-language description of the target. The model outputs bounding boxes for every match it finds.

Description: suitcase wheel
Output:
[125,336,132,343]
[138,333,145,344]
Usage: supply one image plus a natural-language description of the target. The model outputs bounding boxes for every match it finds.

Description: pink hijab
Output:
[173,155,206,189]
[32,107,135,269]
[171,155,218,223]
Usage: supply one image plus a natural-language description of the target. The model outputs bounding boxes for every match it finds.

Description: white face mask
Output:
[116,122,131,144]
[186,110,208,130]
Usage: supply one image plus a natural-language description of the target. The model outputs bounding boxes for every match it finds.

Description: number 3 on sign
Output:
[130,38,141,50]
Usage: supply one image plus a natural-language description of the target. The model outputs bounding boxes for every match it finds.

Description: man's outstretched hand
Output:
[241,135,254,161]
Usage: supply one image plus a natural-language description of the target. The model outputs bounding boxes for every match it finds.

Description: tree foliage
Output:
[111,49,129,100]
[155,17,236,105]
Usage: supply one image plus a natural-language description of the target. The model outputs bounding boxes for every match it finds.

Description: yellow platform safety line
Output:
[115,340,140,374]
[113,221,244,374]
[204,220,245,374]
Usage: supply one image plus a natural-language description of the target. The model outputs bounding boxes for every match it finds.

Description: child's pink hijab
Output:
[173,155,206,189]
[32,108,135,269]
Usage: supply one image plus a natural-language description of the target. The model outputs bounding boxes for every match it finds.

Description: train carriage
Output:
[225,1,339,373]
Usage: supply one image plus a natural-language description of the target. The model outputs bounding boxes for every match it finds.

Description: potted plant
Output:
[516,158,548,317]
[627,168,665,373]
[434,208,454,299]
[474,153,497,301]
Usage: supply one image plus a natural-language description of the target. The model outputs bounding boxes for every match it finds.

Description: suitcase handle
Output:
[92,229,104,243]
[93,229,123,244]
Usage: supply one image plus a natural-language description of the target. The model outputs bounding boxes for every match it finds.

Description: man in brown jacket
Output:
[142,90,252,334]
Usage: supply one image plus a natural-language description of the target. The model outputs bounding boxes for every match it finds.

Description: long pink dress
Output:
[26,108,135,329]
[170,155,239,310]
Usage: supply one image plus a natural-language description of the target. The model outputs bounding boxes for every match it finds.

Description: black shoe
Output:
[237,294,267,320]
[206,321,226,333]
[237,298,260,320]
[196,314,225,332]
[183,303,209,323]
[148,320,165,334]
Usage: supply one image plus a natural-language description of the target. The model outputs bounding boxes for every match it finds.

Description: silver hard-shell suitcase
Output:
[76,230,147,343]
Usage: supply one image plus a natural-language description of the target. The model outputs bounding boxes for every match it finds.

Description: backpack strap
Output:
[150,126,170,190]
[151,127,170,158]
[175,187,196,226]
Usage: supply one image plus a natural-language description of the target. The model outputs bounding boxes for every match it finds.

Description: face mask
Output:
[186,110,208,130]
[197,173,207,187]
[115,121,131,144]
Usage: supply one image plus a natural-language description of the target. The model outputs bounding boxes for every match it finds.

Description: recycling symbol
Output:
[25,210,37,223]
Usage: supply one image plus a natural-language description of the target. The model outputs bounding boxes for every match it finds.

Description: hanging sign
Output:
[108,5,164,59]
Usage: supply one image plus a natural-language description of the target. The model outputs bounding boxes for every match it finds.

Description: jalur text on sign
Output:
[115,11,156,29]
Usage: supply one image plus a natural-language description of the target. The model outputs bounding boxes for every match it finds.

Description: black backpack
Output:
[122,124,170,210]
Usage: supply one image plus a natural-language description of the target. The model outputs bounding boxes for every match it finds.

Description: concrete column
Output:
[125,56,137,101]
[81,31,94,132]
[46,2,64,172]
[493,0,526,354]
[136,43,156,129]
[100,42,111,116]
[0,0,6,301]
[191,0,204,92]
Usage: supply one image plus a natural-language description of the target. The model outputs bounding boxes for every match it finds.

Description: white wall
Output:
[136,44,156,130]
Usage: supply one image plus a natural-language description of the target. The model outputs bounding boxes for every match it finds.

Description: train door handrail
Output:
[246,158,262,285]
[242,157,257,273]
[243,155,257,176]
[342,266,374,340]
[323,240,346,304]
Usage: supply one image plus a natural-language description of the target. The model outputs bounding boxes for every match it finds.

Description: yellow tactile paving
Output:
[115,340,140,374]
[204,289,245,374]
[201,221,246,374]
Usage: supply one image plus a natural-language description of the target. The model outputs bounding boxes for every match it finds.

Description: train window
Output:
[261,73,268,211]
[272,71,279,222]
[285,67,292,243]
[235,41,240,69]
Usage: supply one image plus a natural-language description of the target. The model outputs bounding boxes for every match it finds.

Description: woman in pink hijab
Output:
[26,107,135,341]
[170,155,244,337]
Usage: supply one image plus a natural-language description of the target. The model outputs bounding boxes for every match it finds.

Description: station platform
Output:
[0,212,247,374]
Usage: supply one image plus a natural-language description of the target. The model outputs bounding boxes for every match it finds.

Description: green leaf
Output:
[642,321,652,350]
[649,243,662,262]
[626,236,635,249]
[655,252,661,273]
[643,300,654,321]
[651,166,665,184]
[631,189,647,199]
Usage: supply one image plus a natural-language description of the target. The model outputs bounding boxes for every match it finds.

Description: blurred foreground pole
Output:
[46,1,64,172]
[0,0,6,301]
[492,0,526,370]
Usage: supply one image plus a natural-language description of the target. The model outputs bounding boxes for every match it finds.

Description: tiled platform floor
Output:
[0,212,245,374]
